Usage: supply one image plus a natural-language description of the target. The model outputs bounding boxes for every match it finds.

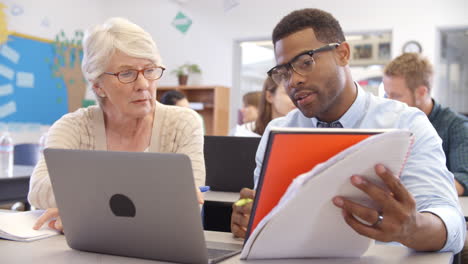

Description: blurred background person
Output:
[160,90,189,107]
[160,89,205,133]
[383,52,468,196]
[240,91,261,125]
[233,77,295,136]
[253,76,296,136]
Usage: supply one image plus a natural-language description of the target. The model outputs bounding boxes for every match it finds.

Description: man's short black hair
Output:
[160,90,186,105]
[272,8,346,45]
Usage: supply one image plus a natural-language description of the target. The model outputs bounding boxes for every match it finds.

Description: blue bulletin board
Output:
[0,34,68,124]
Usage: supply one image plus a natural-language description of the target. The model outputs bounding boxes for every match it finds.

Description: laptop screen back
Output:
[44,149,209,263]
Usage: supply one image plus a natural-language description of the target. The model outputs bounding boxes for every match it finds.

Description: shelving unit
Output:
[157,86,230,136]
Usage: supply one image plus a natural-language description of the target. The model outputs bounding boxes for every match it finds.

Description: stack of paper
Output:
[0,210,60,242]
[241,130,413,259]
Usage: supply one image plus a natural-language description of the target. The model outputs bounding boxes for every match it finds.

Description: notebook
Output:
[204,136,260,192]
[44,149,242,264]
[0,210,59,242]
[242,128,414,259]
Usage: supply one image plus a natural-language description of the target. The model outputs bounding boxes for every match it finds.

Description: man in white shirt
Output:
[231,8,465,253]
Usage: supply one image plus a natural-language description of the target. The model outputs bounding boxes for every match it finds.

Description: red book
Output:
[246,128,384,238]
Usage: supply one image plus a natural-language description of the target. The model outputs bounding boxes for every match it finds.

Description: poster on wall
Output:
[0,34,69,124]
[0,30,89,123]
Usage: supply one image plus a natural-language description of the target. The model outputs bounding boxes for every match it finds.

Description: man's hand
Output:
[332,164,447,251]
[33,208,63,232]
[231,188,255,238]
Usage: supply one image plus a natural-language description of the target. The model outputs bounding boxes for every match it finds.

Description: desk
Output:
[0,165,35,204]
[0,231,453,264]
[205,191,239,203]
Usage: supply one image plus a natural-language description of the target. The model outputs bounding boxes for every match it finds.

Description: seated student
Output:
[160,90,190,107]
[253,76,296,136]
[234,78,295,137]
[240,91,262,125]
[383,53,468,195]
[160,90,205,133]
[28,17,205,232]
[231,8,465,253]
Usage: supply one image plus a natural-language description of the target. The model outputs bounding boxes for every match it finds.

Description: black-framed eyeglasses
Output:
[104,66,165,84]
[267,43,340,85]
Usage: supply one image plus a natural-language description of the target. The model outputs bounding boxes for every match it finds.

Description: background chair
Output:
[202,136,259,232]
[14,143,40,166]
[7,143,40,211]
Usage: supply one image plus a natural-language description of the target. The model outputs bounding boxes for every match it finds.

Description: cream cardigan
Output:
[28,102,205,209]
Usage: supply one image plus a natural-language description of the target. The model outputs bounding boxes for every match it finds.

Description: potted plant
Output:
[171,63,202,86]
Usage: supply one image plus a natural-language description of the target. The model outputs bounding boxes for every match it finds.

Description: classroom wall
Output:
[2,0,468,136]
[104,0,467,127]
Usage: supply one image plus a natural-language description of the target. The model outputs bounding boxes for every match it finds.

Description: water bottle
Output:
[38,132,47,154]
[0,132,14,177]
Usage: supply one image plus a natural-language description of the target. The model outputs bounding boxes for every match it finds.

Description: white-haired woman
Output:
[29,17,205,231]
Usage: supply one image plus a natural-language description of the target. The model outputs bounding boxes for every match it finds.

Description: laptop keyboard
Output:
[207,248,236,259]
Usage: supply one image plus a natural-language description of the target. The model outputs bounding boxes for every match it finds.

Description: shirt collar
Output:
[311,82,366,128]
[428,99,440,122]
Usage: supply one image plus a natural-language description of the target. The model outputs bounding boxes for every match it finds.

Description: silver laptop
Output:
[44,148,242,264]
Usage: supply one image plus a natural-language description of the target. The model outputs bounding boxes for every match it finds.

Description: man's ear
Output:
[416,85,429,98]
[335,41,350,66]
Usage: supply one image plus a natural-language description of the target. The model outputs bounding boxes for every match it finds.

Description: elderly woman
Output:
[29,17,205,231]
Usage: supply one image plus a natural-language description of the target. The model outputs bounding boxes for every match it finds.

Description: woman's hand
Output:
[197,187,205,204]
[33,208,63,232]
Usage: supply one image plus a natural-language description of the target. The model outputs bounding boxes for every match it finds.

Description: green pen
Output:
[235,198,253,207]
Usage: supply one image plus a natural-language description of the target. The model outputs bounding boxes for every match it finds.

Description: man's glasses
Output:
[104,66,165,84]
[267,43,340,85]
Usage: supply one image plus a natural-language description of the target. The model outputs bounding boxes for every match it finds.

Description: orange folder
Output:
[247,128,382,238]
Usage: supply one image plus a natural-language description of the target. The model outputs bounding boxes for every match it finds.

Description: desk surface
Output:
[0,231,452,264]
[205,191,239,203]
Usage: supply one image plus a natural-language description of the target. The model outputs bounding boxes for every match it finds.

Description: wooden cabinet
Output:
[157,86,230,136]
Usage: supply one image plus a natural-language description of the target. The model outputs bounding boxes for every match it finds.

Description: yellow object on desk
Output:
[235,198,253,207]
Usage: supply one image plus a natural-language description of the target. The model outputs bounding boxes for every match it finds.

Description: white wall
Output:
[3,0,104,39]
[157,0,468,126]
[3,0,468,130]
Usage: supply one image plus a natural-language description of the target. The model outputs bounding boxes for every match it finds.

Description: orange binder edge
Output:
[245,130,379,240]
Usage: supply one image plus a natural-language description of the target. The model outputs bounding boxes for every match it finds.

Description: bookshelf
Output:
[157,86,230,136]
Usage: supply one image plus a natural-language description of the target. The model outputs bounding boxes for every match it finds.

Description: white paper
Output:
[16,72,35,88]
[0,84,13,96]
[0,210,60,242]
[0,64,14,80]
[0,45,20,64]
[0,101,16,118]
[241,130,413,259]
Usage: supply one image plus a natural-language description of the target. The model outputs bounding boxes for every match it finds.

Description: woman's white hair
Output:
[81,17,163,84]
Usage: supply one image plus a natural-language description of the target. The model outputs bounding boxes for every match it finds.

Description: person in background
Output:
[383,53,468,196]
[160,89,205,133]
[232,91,261,136]
[234,78,295,137]
[253,76,296,135]
[240,91,262,126]
[231,8,465,253]
[29,17,205,232]
[160,90,190,107]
